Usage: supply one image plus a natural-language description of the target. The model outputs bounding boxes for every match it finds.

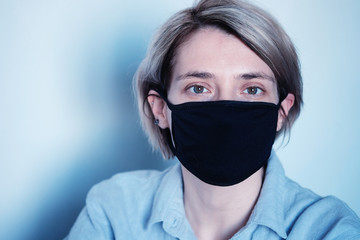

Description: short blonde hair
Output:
[134,0,303,159]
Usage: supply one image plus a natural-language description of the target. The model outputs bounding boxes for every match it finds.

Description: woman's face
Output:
[167,27,279,105]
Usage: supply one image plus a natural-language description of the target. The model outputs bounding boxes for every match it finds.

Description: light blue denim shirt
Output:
[65,152,360,239]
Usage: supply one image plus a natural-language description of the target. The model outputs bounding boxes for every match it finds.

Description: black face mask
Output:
[155,90,280,187]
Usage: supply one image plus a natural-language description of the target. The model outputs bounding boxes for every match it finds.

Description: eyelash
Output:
[185,84,265,96]
[187,84,210,94]
[243,86,265,95]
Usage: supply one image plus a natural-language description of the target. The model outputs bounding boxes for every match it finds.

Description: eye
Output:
[244,86,263,95]
[189,85,209,94]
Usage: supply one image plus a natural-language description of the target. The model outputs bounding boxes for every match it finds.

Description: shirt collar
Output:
[147,163,187,231]
[247,151,288,238]
[148,152,288,238]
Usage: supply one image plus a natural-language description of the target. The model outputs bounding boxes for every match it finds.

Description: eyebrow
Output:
[239,72,275,82]
[175,71,274,82]
[175,71,215,81]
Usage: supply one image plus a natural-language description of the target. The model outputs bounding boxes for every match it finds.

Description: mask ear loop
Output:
[148,87,177,155]
[149,87,175,110]
[165,128,176,155]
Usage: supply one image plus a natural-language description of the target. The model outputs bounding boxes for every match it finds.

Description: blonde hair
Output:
[134,0,303,159]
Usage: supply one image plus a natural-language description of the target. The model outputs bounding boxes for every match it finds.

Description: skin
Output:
[148,27,294,240]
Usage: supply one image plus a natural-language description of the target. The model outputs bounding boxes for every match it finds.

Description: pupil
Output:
[194,86,203,93]
[249,87,257,94]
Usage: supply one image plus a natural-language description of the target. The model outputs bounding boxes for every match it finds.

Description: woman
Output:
[66,0,360,239]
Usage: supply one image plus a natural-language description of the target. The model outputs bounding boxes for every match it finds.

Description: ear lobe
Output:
[277,93,295,131]
[147,90,170,129]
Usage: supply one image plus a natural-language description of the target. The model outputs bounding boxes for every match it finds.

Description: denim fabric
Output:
[65,152,360,239]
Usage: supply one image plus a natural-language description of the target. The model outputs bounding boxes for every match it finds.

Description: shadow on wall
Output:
[19,18,175,240]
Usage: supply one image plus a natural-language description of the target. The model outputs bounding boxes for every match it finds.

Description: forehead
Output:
[171,27,275,81]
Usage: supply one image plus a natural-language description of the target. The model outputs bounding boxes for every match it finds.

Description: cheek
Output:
[270,85,280,104]
[167,81,189,105]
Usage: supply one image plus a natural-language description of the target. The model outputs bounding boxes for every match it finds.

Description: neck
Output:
[181,165,264,240]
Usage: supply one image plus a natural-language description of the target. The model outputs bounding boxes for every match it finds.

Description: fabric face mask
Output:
[156,90,280,186]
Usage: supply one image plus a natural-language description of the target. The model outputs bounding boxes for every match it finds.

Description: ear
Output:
[147,90,170,129]
[277,93,295,131]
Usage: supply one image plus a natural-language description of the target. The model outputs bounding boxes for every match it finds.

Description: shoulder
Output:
[66,165,180,239]
[283,178,360,239]
[89,168,165,198]
[84,165,178,230]
[87,166,174,209]
[89,165,180,235]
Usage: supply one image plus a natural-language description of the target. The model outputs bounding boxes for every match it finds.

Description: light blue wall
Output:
[0,0,359,239]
